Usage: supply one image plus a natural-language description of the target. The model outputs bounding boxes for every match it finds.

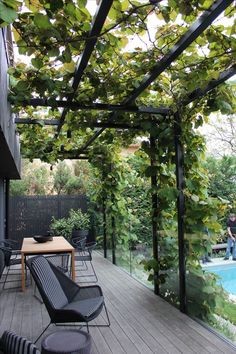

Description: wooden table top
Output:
[21,236,74,254]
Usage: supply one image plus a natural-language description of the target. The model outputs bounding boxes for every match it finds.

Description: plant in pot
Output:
[50,216,72,241]
[68,209,90,240]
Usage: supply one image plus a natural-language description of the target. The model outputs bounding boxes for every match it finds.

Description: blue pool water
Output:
[206,264,236,295]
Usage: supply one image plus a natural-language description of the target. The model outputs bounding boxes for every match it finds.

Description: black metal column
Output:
[111,214,116,265]
[102,198,107,258]
[150,135,159,295]
[5,179,9,240]
[174,112,186,313]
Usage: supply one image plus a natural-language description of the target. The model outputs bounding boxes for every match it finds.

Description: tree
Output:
[200,113,236,157]
[10,179,28,196]
[53,162,72,195]
[10,159,51,196]
[27,166,50,195]
[65,175,85,195]
[206,155,236,205]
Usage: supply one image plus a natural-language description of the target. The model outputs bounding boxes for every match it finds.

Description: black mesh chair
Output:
[27,255,110,343]
[72,238,98,283]
[0,249,5,287]
[0,245,23,289]
[33,253,70,302]
[0,330,40,354]
[0,239,21,256]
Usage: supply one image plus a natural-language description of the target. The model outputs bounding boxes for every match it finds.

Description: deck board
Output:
[0,252,235,354]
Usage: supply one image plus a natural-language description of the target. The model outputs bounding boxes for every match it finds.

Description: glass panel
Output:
[186,227,236,344]
[159,229,180,308]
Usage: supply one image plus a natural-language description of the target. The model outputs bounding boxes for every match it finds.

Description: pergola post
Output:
[174,112,187,313]
[102,198,107,258]
[150,135,159,295]
[4,179,9,240]
[111,213,116,265]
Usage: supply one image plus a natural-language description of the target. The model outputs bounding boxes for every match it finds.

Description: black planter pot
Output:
[71,229,89,240]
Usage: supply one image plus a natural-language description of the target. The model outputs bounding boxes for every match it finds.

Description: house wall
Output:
[0,27,21,240]
[0,27,21,179]
[0,179,5,241]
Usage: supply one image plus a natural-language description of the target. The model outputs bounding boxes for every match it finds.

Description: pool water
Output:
[206,264,236,295]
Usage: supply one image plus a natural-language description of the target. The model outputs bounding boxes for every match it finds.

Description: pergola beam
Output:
[182,64,236,106]
[22,99,170,115]
[77,128,106,154]
[58,155,90,160]
[78,0,233,153]
[15,118,59,126]
[124,0,234,105]
[57,0,114,134]
[15,118,143,130]
[17,63,236,149]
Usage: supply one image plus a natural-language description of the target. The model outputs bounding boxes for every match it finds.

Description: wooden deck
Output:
[0,253,236,354]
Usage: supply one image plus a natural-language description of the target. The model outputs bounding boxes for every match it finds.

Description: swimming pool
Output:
[205,264,236,295]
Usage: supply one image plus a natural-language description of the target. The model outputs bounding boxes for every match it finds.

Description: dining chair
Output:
[72,238,98,283]
[0,239,21,256]
[0,245,23,289]
[0,249,5,289]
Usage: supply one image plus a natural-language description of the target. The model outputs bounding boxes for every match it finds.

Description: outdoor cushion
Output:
[31,256,68,309]
[41,330,91,354]
[0,330,40,354]
[63,296,104,318]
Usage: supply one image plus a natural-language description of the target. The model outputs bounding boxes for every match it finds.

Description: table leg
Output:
[71,250,75,281]
[21,252,25,292]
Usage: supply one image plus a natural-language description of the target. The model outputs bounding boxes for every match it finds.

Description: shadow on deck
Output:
[0,252,235,354]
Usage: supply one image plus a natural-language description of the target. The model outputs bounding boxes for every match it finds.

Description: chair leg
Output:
[75,261,98,283]
[2,268,9,290]
[90,261,98,282]
[104,303,111,327]
[82,304,110,328]
[2,266,29,290]
[34,322,51,343]
[75,260,88,271]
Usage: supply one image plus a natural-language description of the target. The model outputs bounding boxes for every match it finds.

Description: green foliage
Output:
[68,209,90,231]
[123,154,152,247]
[186,267,225,320]
[4,0,234,161]
[50,216,72,240]
[9,159,92,196]
[50,208,90,241]
[10,179,28,196]
[64,175,84,195]
[10,160,50,195]
[216,298,236,326]
[206,155,236,205]
[53,161,72,195]
[0,0,21,27]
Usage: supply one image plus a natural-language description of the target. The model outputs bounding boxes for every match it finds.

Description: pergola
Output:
[12,0,236,315]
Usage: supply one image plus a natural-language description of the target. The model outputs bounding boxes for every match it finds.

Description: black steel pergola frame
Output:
[14,0,236,313]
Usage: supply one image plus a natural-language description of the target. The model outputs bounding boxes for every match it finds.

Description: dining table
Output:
[21,236,75,292]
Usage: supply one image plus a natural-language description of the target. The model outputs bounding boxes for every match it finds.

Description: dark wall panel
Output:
[0,28,21,179]
[9,194,89,246]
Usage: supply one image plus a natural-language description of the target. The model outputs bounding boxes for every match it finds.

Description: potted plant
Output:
[50,216,72,241]
[68,209,90,240]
